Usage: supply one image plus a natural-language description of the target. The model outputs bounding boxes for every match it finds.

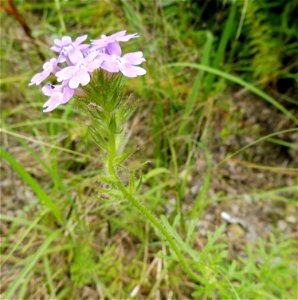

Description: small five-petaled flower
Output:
[30,31,146,112]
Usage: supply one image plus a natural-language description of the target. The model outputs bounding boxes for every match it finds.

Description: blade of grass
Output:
[178,31,214,135]
[1,212,46,267]
[17,271,33,300]
[167,63,298,124]
[0,213,51,232]
[0,75,28,84]
[54,0,66,33]
[0,128,92,159]
[190,149,212,218]
[267,137,295,148]
[189,91,214,219]
[3,230,60,299]
[43,256,57,299]
[9,118,77,129]
[202,2,237,100]
[121,0,145,34]
[217,128,298,166]
[230,158,297,176]
[0,147,63,224]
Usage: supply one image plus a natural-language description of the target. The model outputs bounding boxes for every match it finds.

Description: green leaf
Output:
[143,167,170,181]
[135,173,143,192]
[0,147,63,224]
[98,175,117,184]
[129,170,136,193]
[114,149,135,165]
[108,114,117,133]
[88,126,108,151]
[160,215,198,259]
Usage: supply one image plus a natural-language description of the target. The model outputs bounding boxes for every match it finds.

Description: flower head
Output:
[56,50,103,89]
[101,51,146,78]
[41,82,74,112]
[29,58,59,86]
[91,30,139,49]
[51,35,89,63]
[30,31,146,112]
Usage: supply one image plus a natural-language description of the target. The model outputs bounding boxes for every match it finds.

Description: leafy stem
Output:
[106,117,201,284]
[112,165,202,283]
[81,71,202,284]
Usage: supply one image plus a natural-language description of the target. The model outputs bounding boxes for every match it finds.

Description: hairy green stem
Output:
[107,129,201,284]
[115,170,201,283]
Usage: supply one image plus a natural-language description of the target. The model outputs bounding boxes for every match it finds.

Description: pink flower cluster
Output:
[30,31,146,112]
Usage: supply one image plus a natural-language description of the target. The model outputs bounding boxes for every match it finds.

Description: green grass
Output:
[1,0,297,299]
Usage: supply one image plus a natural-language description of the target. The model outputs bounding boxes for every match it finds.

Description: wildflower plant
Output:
[30,31,201,284]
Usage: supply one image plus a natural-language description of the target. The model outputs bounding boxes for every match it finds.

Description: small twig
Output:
[0,0,45,61]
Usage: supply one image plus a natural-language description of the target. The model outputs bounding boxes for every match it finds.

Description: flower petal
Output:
[85,50,101,62]
[56,66,75,81]
[117,32,139,42]
[91,38,107,48]
[101,60,120,73]
[62,87,74,104]
[78,44,90,50]
[68,50,84,65]
[29,73,43,86]
[54,39,62,46]
[79,71,91,86]
[120,65,146,78]
[68,70,90,89]
[50,46,61,52]
[87,59,103,72]
[43,92,63,112]
[123,51,145,65]
[61,36,72,45]
[57,54,67,63]
[69,76,81,89]
[29,70,51,85]
[74,34,88,45]
[41,83,54,95]
[106,41,122,56]
[110,30,127,39]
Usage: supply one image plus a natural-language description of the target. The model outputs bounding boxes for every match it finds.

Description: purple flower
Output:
[101,51,146,78]
[91,30,138,48]
[30,31,146,113]
[29,58,59,86]
[91,30,138,56]
[55,50,103,89]
[42,82,74,112]
[51,35,89,63]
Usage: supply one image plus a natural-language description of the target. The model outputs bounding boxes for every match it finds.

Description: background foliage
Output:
[1,0,297,299]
